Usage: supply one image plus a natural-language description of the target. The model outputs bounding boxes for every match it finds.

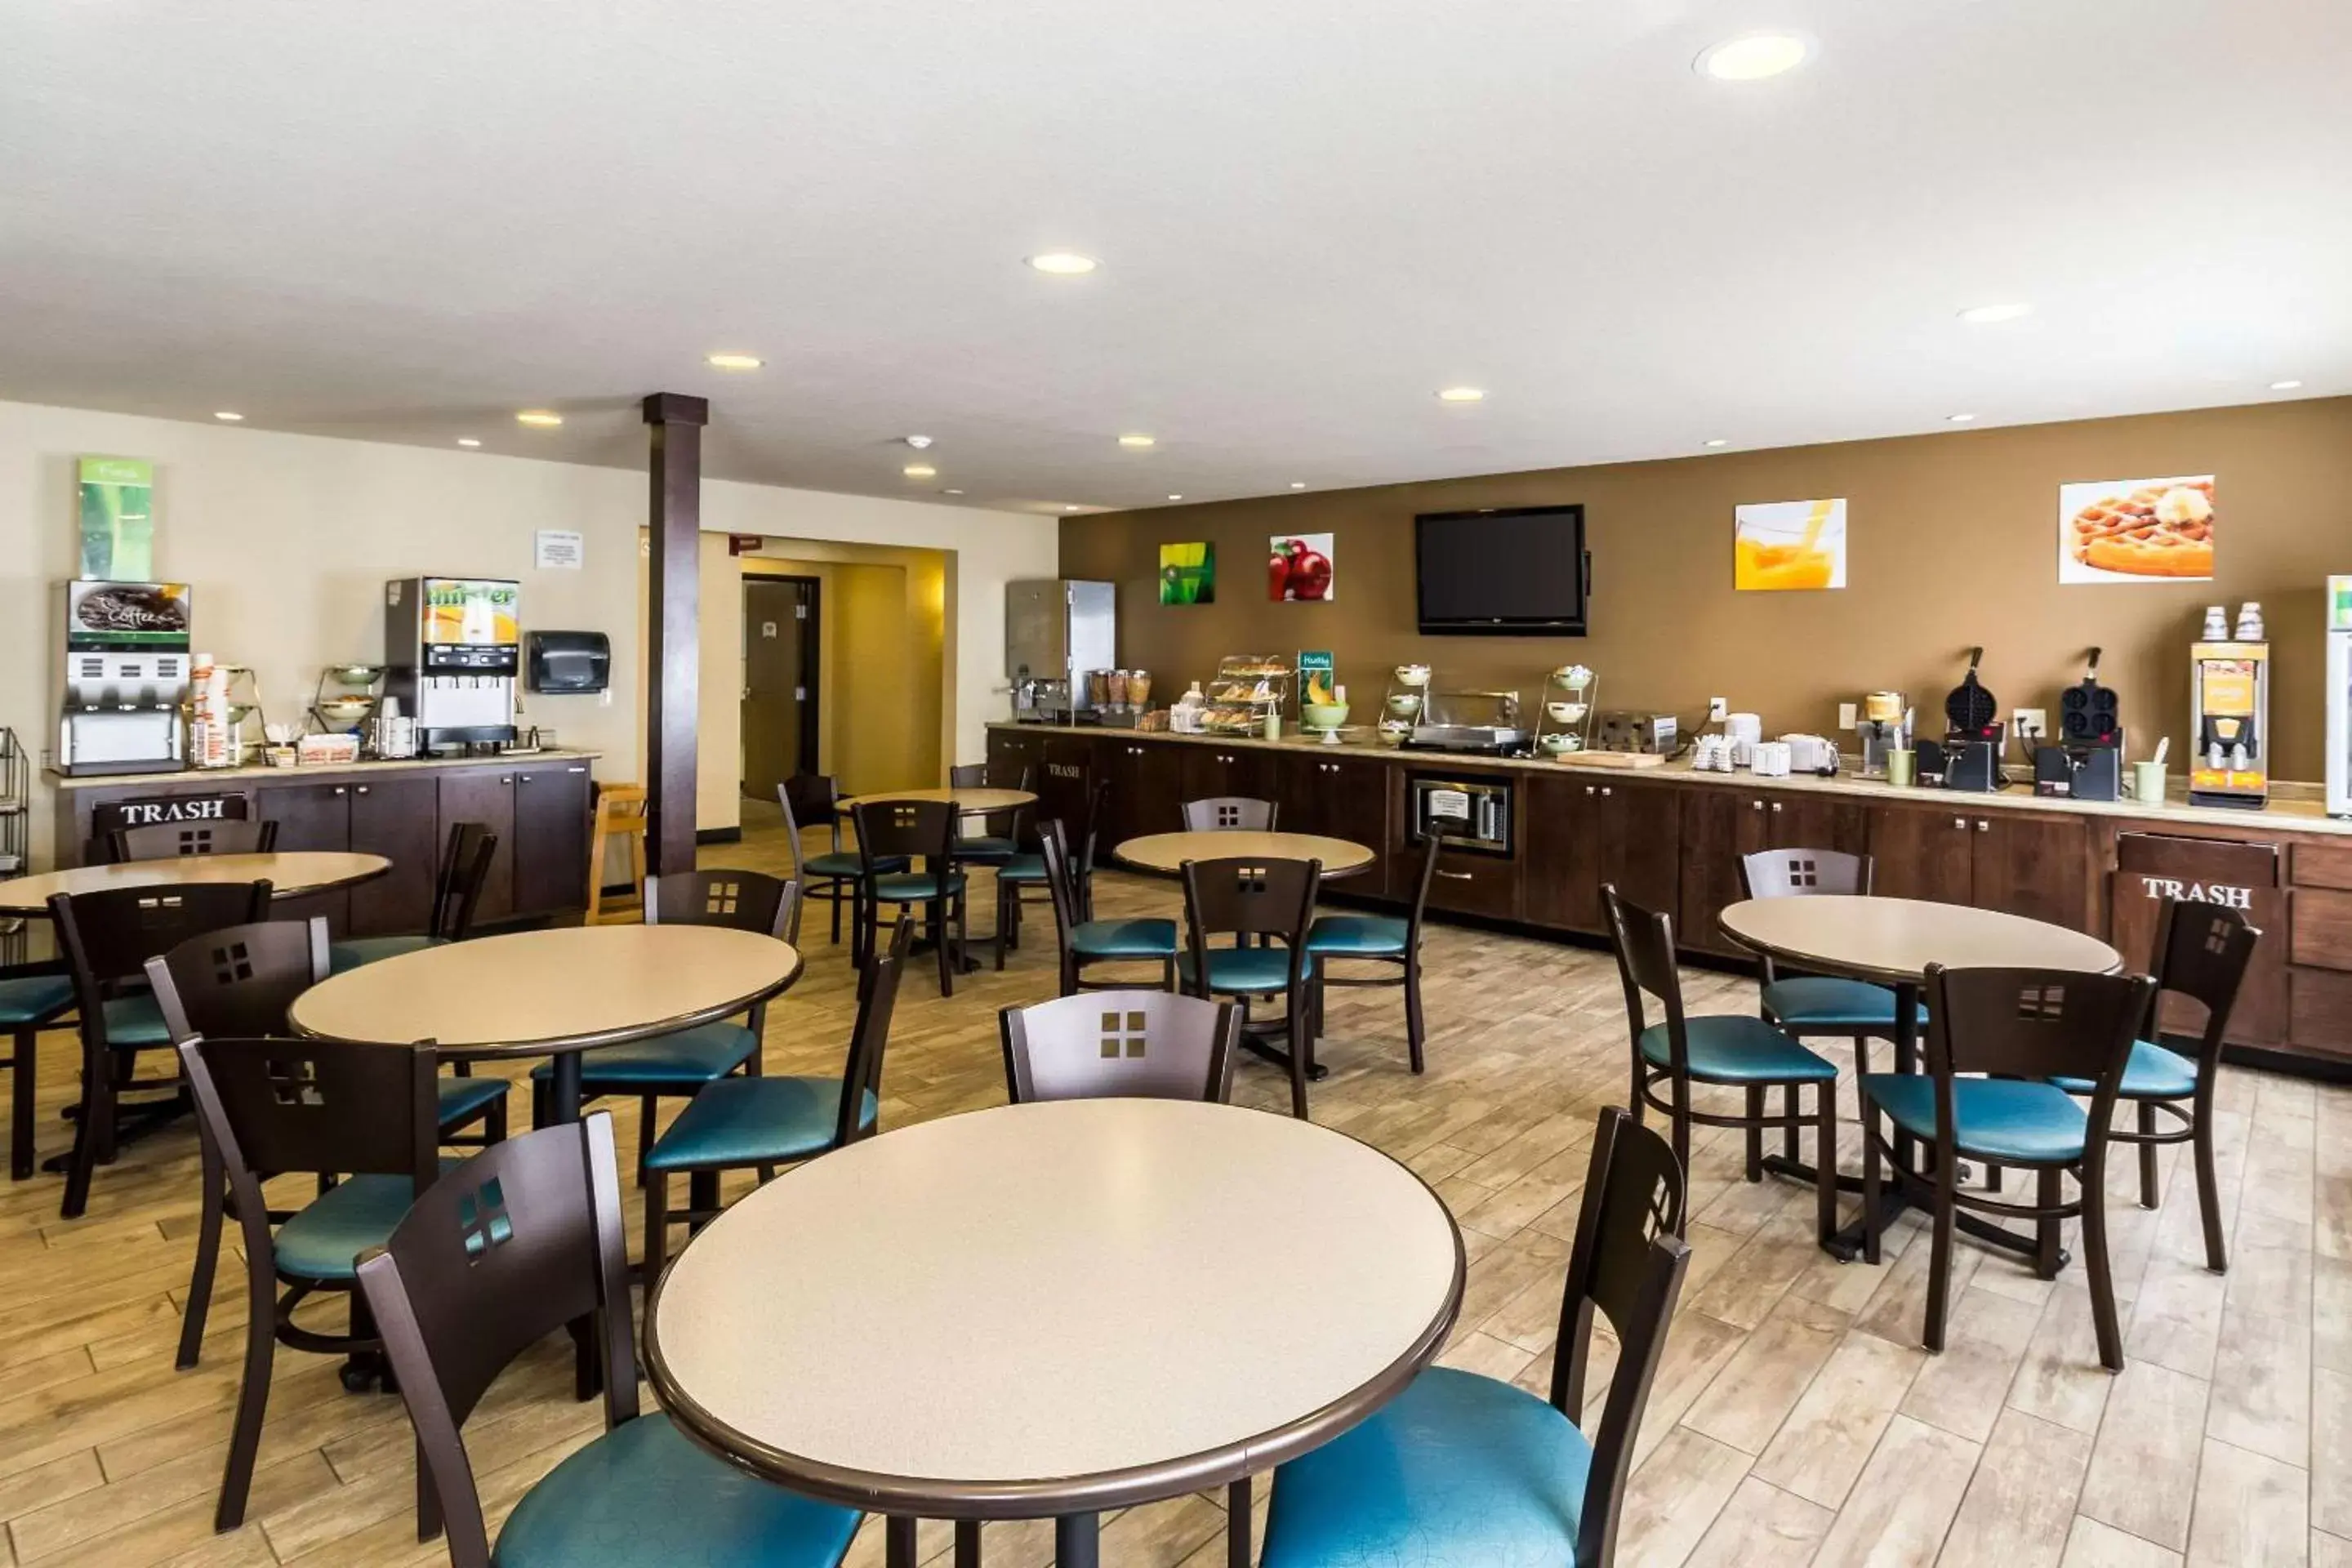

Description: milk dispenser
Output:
[55,581,193,775]
[384,577,520,751]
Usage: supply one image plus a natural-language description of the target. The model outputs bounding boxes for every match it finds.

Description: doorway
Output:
[741,576,820,803]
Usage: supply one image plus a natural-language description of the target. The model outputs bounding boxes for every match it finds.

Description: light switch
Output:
[1837,702,1858,730]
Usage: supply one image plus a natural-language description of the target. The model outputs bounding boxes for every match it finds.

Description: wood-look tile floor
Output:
[1,817,2345,1566]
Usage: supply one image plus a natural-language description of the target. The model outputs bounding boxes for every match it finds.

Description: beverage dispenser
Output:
[55,580,193,775]
[384,577,520,751]
[2188,604,2270,810]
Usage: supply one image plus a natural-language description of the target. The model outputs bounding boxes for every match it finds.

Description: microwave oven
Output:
[1405,772,1514,858]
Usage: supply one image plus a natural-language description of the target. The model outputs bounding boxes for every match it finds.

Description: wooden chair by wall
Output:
[585,785,649,924]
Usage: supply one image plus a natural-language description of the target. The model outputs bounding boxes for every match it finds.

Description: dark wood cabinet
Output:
[2112,833,2286,1045]
[511,764,591,918]
[439,768,518,921]
[1180,745,1276,811]
[1036,735,1098,835]
[1424,841,1521,920]
[1971,813,2089,929]
[1278,751,1392,898]
[1866,802,1977,906]
[1525,774,1679,934]
[1675,786,1868,955]
[347,775,439,937]
[261,782,356,937]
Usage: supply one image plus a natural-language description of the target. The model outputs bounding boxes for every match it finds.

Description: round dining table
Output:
[646,1098,1464,1568]
[0,851,390,915]
[1115,829,1377,878]
[287,924,802,1123]
[840,786,1037,814]
[1718,893,2123,1261]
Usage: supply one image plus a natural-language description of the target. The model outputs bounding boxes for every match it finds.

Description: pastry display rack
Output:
[1200,655,1292,736]
[1379,663,1433,746]
[1531,663,1599,757]
[0,728,27,963]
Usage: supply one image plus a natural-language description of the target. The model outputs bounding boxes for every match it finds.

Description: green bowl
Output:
[1302,703,1351,731]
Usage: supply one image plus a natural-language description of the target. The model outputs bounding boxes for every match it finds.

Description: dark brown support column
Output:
[644,392,709,878]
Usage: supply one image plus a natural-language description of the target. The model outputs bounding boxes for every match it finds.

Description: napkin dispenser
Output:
[526,630,611,694]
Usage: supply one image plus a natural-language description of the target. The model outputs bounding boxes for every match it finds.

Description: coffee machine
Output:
[55,580,193,775]
[384,577,520,751]
[2189,615,2269,809]
[1856,690,1911,777]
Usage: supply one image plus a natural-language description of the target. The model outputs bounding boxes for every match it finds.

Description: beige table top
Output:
[647,1098,1463,1517]
[1719,895,2122,986]
[0,852,390,915]
[1115,830,1376,877]
[841,787,1037,813]
[287,924,800,1059]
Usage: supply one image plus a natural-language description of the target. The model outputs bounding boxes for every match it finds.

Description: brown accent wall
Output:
[1058,399,2352,781]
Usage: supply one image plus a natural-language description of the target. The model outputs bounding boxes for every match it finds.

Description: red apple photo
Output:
[1267,532,1335,601]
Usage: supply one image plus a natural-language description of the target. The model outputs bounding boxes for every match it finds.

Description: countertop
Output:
[51,748,604,791]
[989,720,2352,839]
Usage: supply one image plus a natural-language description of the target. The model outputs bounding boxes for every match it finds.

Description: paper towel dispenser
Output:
[526,630,611,694]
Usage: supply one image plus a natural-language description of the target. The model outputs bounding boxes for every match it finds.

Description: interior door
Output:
[742,577,817,804]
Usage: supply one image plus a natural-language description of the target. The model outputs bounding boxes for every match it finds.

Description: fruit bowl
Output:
[1301,702,1352,732]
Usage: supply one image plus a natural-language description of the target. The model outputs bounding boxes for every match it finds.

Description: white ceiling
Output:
[5,0,2347,514]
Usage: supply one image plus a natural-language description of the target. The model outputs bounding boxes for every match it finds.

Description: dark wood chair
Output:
[2049,896,2258,1271]
[1040,819,1177,996]
[530,871,796,1170]
[48,880,273,1219]
[1303,832,1441,1074]
[989,777,1104,969]
[640,913,908,1281]
[356,1115,864,1568]
[109,817,278,862]
[1860,964,2154,1369]
[1000,990,1241,1104]
[778,774,903,947]
[176,1031,446,1529]
[950,760,1031,864]
[327,820,498,973]
[1603,884,1840,1246]
[1179,796,1277,832]
[1258,1106,1691,1568]
[1179,855,1320,1119]
[0,961,76,1181]
[852,799,967,993]
[148,914,509,1369]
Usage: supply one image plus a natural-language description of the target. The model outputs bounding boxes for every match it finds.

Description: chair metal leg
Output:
[2080,1157,2125,1371]
[635,1097,655,1184]
[2193,1099,2227,1273]
[1815,1081,1838,1247]
[1286,983,1312,1120]
[216,1248,278,1528]
[2136,1100,2161,1209]
[956,1521,982,1567]
[1404,951,1426,1074]
[1744,1086,1765,1183]
[1056,1514,1101,1568]
[8,1026,33,1181]
[1923,1169,1955,1353]
[644,1169,669,1281]
[1228,1477,1251,1566]
[179,1130,225,1369]
[1783,1079,1801,1161]
[885,1518,918,1568]
[2035,1167,2065,1281]
[1859,1089,1884,1267]
[60,1040,107,1220]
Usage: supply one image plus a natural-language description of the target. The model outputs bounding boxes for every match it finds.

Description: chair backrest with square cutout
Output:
[643,869,797,939]
[356,1115,635,1568]
[146,917,330,1042]
[1601,884,1691,1078]
[836,915,911,1147]
[1548,1106,1693,1568]
[1739,846,1872,900]
[1000,990,1241,1103]
[110,817,278,862]
[853,798,956,873]
[1924,964,2153,1092]
[179,1032,440,1188]
[1179,795,1277,832]
[51,881,275,1035]
[2146,895,2260,1072]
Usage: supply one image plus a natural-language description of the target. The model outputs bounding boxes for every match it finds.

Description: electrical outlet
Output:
[1838,702,1858,730]
[1708,696,1728,722]
[2013,706,2047,740]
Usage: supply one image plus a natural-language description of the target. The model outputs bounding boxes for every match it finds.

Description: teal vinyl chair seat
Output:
[644,1077,879,1172]
[807,849,898,880]
[435,1074,510,1128]
[1178,947,1312,995]
[1068,917,1179,960]
[100,993,172,1048]
[492,1409,862,1568]
[1861,1073,2089,1164]
[994,853,1049,884]
[274,1158,459,1281]
[2048,1038,2197,1100]
[870,871,967,903]
[1262,1365,1590,1568]
[0,975,74,1024]
[1303,915,1409,958]
[954,835,1020,862]
[327,933,445,975]
[1762,976,1927,1031]
[530,1022,760,1093]
[1639,1016,1836,1085]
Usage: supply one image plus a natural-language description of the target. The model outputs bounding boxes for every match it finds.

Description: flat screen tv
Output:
[1414,505,1589,635]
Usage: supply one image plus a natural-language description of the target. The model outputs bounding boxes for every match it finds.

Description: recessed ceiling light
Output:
[2270,379,2304,391]
[1118,434,1156,449]
[516,410,563,427]
[1167,493,1184,501]
[1027,252,1098,276]
[1948,412,1978,423]
[1703,438,1729,448]
[902,434,933,449]
[1290,482,1307,489]
[903,463,937,479]
[944,488,965,496]
[212,411,243,422]
[457,438,482,448]
[1061,504,1083,512]
[1695,33,1810,82]
[1436,386,1486,403]
[705,352,764,371]
[1958,302,2033,324]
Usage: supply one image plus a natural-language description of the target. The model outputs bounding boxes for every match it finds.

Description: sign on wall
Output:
[2059,474,2215,582]
[1269,533,1334,601]
[535,528,585,570]
[1734,497,1846,590]
[78,457,155,580]
[1159,541,1215,605]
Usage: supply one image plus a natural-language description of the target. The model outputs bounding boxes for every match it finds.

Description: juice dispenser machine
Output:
[54,580,193,775]
[2189,608,2270,809]
[385,577,520,751]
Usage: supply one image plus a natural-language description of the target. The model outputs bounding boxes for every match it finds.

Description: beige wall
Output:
[1062,398,2352,781]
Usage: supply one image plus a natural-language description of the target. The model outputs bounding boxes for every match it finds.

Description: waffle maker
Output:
[2035,647,2125,800]
[1916,647,2006,791]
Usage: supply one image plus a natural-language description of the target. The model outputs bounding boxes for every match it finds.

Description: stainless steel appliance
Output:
[1006,580,1116,723]
[1593,710,1677,755]
[1405,689,1528,755]
[385,577,520,751]
[2330,576,2351,818]
[1405,772,1514,857]
[1857,690,1910,777]
[2189,629,2270,810]
[55,581,192,776]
